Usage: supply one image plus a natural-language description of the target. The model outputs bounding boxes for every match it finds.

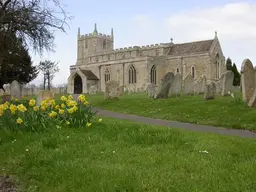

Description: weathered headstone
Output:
[204,82,216,100]
[241,59,255,102]
[36,90,55,106]
[220,70,234,96]
[72,94,80,101]
[169,73,182,96]
[155,72,174,98]
[183,74,194,95]
[146,83,157,98]
[10,80,21,99]
[248,89,256,107]
[215,81,221,94]
[118,85,124,96]
[88,85,97,95]
[105,80,120,99]
[201,76,207,93]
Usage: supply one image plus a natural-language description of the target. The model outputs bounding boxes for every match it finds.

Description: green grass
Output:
[0,118,256,191]
[86,92,256,131]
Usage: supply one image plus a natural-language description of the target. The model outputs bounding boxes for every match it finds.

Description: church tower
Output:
[76,23,114,65]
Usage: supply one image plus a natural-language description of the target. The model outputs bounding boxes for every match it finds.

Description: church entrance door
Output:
[74,75,83,94]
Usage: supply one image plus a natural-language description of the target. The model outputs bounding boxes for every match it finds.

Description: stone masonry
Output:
[67,24,226,94]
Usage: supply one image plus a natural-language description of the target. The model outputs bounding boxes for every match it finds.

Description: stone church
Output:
[67,23,226,94]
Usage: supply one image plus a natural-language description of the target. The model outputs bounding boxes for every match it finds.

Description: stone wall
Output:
[0,85,67,96]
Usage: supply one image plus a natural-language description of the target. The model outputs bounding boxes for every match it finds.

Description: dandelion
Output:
[33,106,39,112]
[66,121,70,125]
[16,117,23,124]
[86,122,92,127]
[29,99,36,107]
[49,111,57,118]
[98,118,102,123]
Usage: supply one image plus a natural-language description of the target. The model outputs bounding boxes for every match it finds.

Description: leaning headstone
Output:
[204,82,216,100]
[146,83,157,98]
[105,80,120,100]
[155,72,174,98]
[36,90,55,106]
[88,85,97,95]
[241,59,255,102]
[248,89,256,107]
[10,80,21,99]
[169,73,182,96]
[220,70,234,96]
[183,74,194,95]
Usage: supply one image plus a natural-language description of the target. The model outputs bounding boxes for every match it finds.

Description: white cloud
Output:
[132,2,256,70]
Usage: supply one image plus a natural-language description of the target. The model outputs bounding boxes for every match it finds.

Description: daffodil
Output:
[61,103,65,108]
[68,95,73,100]
[78,94,86,102]
[49,111,57,118]
[41,106,46,111]
[16,117,23,124]
[17,104,27,113]
[55,105,60,110]
[29,99,36,107]
[33,106,39,111]
[9,104,17,114]
[67,108,74,114]
[61,95,67,101]
[84,101,89,105]
[86,122,92,127]
[58,109,64,115]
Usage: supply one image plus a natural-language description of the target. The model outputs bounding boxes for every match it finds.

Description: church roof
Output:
[168,39,214,55]
[81,70,99,80]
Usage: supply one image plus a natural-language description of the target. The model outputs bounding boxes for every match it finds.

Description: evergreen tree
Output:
[232,63,241,86]
[226,57,233,71]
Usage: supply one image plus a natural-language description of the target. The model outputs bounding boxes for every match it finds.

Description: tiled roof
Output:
[168,39,214,55]
[81,70,99,80]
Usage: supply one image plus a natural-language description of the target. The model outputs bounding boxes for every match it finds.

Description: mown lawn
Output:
[87,92,256,131]
[0,118,256,192]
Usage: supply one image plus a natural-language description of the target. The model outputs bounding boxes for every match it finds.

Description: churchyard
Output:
[0,59,256,191]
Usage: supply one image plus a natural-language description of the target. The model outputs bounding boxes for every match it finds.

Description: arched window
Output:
[105,69,110,82]
[215,53,219,79]
[103,40,107,49]
[150,65,156,84]
[176,68,179,73]
[191,66,195,78]
[128,65,136,84]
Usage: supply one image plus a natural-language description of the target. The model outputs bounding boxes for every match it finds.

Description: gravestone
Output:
[204,82,216,100]
[201,76,207,93]
[72,94,79,102]
[215,81,221,94]
[220,70,234,96]
[183,74,194,95]
[248,89,256,107]
[146,83,157,98]
[193,80,201,94]
[105,80,120,99]
[118,85,124,96]
[88,85,97,95]
[36,90,55,106]
[155,72,174,98]
[169,73,182,96]
[10,80,21,99]
[241,59,255,102]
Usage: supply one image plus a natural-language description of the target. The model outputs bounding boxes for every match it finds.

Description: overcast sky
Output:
[30,0,256,86]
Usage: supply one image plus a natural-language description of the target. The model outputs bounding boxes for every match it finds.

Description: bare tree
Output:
[38,60,59,90]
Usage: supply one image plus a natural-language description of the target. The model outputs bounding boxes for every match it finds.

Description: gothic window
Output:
[191,66,195,78]
[103,40,107,49]
[128,65,137,84]
[150,65,156,84]
[176,68,179,73]
[215,53,220,79]
[105,69,110,82]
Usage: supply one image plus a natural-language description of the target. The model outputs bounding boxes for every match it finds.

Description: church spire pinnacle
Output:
[93,23,98,35]
[78,27,80,37]
[111,28,114,37]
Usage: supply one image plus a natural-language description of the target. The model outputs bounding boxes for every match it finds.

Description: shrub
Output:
[0,94,97,133]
